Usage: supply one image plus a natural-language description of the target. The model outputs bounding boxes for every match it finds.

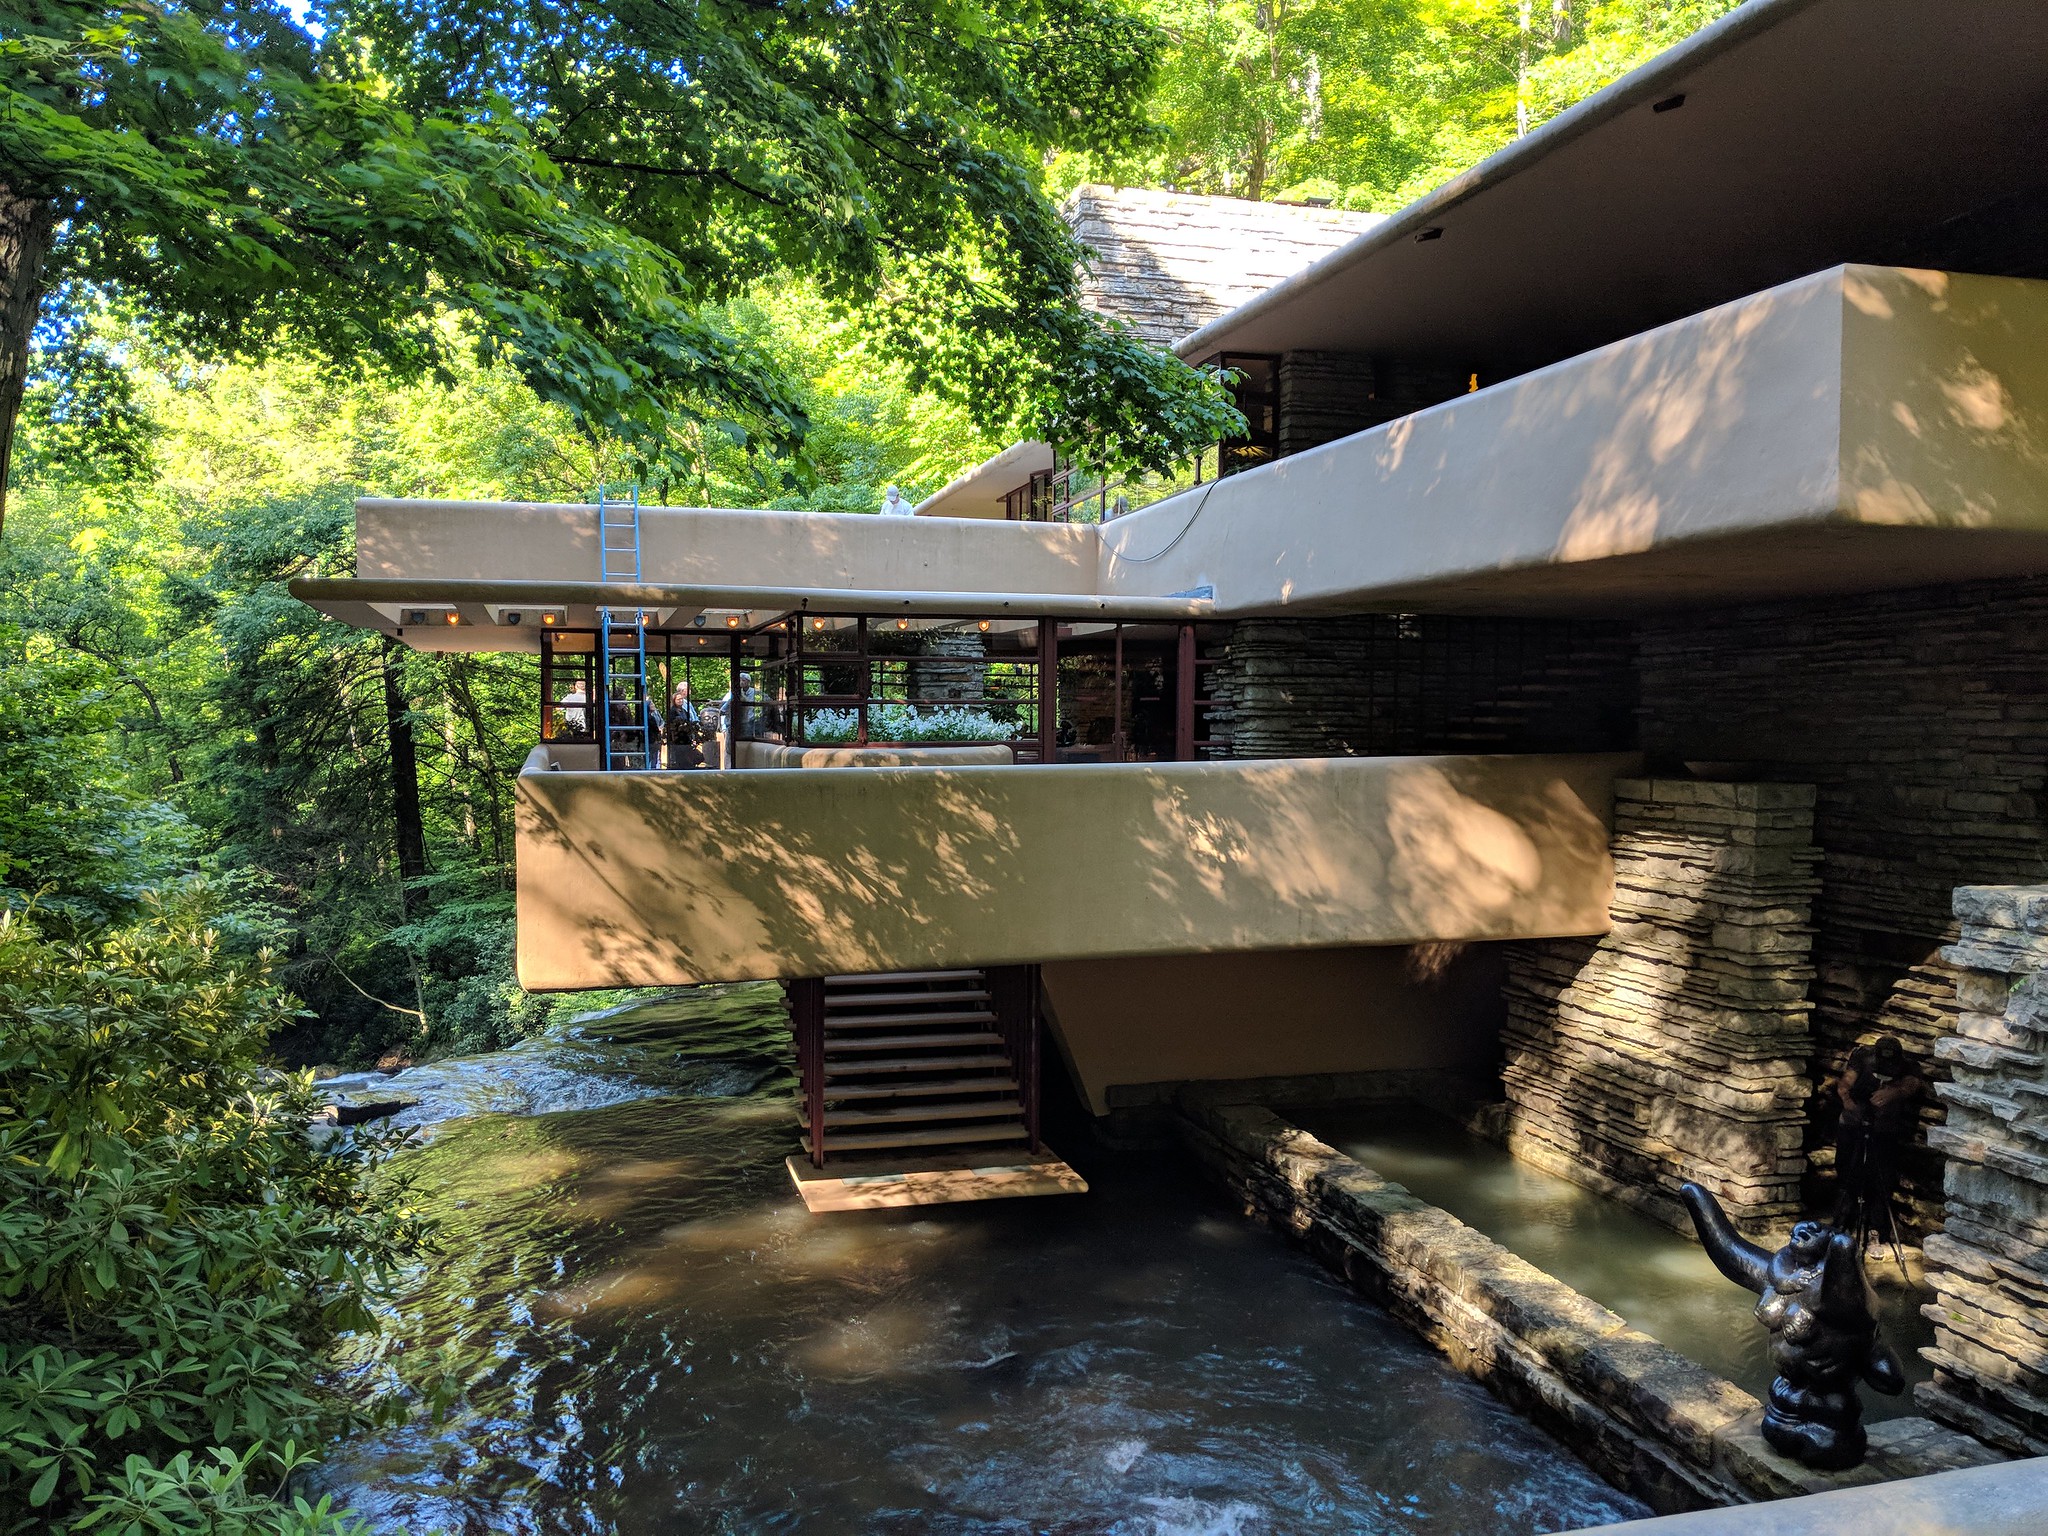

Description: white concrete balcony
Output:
[295,265,2048,646]
[512,749,1631,990]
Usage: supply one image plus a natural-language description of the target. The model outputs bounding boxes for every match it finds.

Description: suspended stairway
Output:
[784,965,1087,1212]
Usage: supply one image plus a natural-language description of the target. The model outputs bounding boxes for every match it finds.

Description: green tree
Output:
[1054,0,1743,209]
[0,0,1239,535]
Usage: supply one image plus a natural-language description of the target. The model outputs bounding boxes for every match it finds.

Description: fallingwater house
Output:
[294,0,2048,1526]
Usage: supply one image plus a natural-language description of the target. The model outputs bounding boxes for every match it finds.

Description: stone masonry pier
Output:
[1501,780,1821,1233]
[1921,885,2048,1455]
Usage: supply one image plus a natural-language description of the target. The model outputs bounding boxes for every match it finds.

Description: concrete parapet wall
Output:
[732,741,1014,769]
[1502,779,1822,1233]
[1182,1098,2000,1516]
[1555,1458,2048,1535]
[1920,885,2048,1455]
[1100,266,2048,616]
[514,751,1631,988]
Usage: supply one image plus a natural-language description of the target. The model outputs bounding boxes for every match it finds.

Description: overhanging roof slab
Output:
[1100,265,2048,617]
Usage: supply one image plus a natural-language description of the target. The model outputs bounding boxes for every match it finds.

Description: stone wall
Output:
[1275,351,1472,456]
[1277,352,1375,456]
[1209,614,1637,761]
[912,628,986,704]
[1502,781,1822,1233]
[1638,578,2048,1233]
[1064,186,1375,347]
[1920,884,2048,1456]
[1181,1095,1999,1515]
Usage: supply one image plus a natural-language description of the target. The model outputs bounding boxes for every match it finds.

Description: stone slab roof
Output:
[1065,186,1380,348]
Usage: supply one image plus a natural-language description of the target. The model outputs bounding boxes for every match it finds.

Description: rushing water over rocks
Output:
[320,989,1650,1535]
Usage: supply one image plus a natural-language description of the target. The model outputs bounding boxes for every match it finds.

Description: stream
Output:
[317,987,1652,1535]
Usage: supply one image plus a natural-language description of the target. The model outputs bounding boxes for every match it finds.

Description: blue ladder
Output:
[596,484,657,770]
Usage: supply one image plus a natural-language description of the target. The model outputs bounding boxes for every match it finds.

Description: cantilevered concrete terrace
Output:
[514,749,1628,990]
[295,266,2048,638]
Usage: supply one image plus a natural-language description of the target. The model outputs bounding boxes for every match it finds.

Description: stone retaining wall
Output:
[1275,351,1473,455]
[1208,614,1636,761]
[1502,780,1822,1233]
[1181,1094,2001,1515]
[1638,578,2048,1233]
[1921,885,2048,1455]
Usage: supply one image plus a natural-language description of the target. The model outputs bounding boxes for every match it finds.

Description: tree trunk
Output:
[382,636,429,908]
[0,185,56,540]
[1517,0,1534,137]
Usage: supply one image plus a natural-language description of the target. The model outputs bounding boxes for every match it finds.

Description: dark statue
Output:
[1680,1182,1904,1470]
[1832,1034,1926,1262]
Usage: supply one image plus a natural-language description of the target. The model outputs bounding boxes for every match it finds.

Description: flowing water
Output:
[1292,1104,1935,1420]
[319,990,1651,1535]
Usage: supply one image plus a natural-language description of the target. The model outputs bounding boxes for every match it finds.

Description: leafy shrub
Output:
[0,901,425,1534]
[804,703,1011,745]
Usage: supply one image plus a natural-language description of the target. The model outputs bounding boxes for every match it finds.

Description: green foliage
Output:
[3,0,1238,495]
[320,0,1237,477]
[0,901,422,1534]
[2,0,808,481]
[1052,0,1746,208]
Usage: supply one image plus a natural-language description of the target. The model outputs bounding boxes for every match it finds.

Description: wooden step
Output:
[811,1099,1024,1129]
[786,1148,1087,1212]
[803,1122,1032,1154]
[826,989,990,1010]
[820,1078,1018,1101]
[825,1031,1002,1053]
[823,1053,1010,1077]
[822,1009,995,1030]
[825,969,982,985]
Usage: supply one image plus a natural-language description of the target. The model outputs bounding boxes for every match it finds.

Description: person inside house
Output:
[1831,1034,1926,1250]
[558,681,589,740]
[721,673,758,744]
[879,484,914,517]
[665,680,705,769]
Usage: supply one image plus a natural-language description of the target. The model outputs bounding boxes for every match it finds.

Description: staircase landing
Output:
[785,1147,1088,1213]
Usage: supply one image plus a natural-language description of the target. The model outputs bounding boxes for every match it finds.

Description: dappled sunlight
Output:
[1090,265,2048,617]
[1842,267,2048,532]
[516,753,1625,988]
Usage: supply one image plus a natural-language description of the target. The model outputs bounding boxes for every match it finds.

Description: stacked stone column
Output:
[1919,885,2048,1455]
[1501,780,1821,1234]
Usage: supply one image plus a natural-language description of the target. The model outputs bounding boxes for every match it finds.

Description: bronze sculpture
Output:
[1680,1182,1904,1470]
